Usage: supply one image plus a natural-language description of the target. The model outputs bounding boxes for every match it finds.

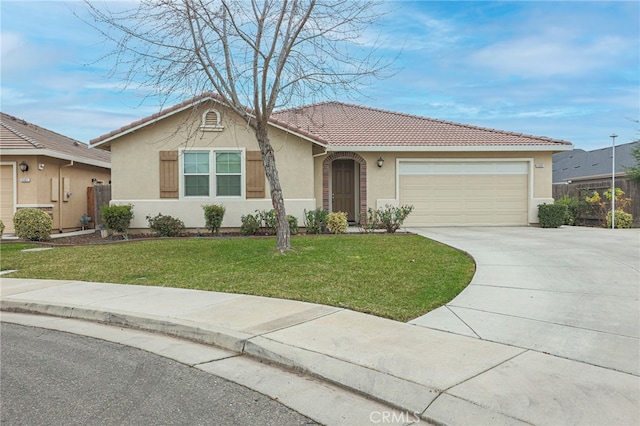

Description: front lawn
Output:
[0,235,474,322]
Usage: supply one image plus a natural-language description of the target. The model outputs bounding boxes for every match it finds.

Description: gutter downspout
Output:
[59,161,74,233]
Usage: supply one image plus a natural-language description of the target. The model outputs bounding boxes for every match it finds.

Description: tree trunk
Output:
[255,126,290,252]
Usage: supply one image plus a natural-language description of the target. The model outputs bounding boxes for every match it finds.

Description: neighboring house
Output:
[89,93,572,229]
[552,141,640,225]
[0,112,111,235]
[553,141,638,184]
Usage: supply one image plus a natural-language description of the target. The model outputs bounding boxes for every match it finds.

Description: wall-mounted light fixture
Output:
[19,161,29,173]
[38,164,45,171]
[377,157,384,168]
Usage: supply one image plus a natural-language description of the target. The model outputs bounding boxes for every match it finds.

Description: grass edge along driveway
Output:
[1,234,475,322]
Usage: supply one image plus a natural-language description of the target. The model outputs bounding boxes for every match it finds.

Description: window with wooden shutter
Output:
[159,151,179,198]
[245,151,265,199]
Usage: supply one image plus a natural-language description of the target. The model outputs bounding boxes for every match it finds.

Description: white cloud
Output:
[469,26,632,78]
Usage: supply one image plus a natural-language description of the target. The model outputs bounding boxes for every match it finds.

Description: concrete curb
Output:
[0,299,446,424]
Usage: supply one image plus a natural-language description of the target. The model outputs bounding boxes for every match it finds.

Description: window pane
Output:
[216,152,241,174]
[184,152,209,174]
[216,175,241,196]
[185,175,209,196]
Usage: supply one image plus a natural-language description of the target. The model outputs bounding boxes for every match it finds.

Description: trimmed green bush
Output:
[287,215,299,235]
[243,210,298,236]
[304,208,328,234]
[13,208,53,241]
[240,214,260,236]
[537,203,567,228]
[256,209,277,234]
[366,204,414,233]
[555,195,580,225]
[102,204,134,235]
[203,204,225,235]
[327,212,348,234]
[606,210,633,229]
[146,213,185,237]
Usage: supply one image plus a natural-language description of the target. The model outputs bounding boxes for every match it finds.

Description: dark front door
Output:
[332,159,355,221]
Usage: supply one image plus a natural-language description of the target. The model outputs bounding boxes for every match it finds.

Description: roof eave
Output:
[560,171,628,182]
[328,144,574,152]
[0,148,111,169]
[90,95,329,150]
[89,98,214,149]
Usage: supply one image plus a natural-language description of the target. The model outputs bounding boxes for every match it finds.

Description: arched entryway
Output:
[322,152,367,223]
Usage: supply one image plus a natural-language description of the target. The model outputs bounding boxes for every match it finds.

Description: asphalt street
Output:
[0,323,317,426]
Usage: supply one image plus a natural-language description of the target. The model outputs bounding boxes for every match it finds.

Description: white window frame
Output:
[179,148,245,199]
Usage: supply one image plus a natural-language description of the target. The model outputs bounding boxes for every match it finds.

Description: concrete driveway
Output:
[409,226,640,376]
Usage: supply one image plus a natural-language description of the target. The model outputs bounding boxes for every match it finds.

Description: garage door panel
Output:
[399,161,528,226]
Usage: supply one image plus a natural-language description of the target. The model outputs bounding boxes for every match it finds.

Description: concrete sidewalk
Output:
[1,227,639,425]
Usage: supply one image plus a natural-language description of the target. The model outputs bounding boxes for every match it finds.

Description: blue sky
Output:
[1,1,638,150]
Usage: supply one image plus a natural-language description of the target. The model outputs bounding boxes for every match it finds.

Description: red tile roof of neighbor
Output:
[1,112,111,165]
[89,93,572,149]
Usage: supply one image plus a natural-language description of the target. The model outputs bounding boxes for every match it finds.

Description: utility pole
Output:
[610,134,618,229]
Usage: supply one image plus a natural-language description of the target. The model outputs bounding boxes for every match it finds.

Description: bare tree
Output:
[84,0,389,252]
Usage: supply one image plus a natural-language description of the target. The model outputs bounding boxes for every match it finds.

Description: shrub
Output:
[245,210,298,235]
[606,210,633,229]
[304,208,328,234]
[146,213,185,237]
[13,208,53,241]
[102,204,134,236]
[240,214,260,236]
[256,209,277,235]
[327,212,348,234]
[555,195,579,225]
[537,203,567,228]
[366,204,414,233]
[287,215,299,235]
[0,220,4,238]
[203,204,225,234]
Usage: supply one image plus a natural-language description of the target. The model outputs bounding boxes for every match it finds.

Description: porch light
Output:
[377,157,384,168]
[19,161,29,172]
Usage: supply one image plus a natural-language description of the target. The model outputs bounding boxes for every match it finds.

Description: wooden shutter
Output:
[159,151,179,198]
[246,151,265,199]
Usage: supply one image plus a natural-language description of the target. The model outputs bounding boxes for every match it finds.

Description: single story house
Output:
[0,112,111,235]
[89,93,572,229]
[552,141,639,225]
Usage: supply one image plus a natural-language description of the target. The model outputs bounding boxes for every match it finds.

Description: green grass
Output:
[0,235,474,322]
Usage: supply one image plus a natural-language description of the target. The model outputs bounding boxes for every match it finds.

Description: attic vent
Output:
[200,108,224,132]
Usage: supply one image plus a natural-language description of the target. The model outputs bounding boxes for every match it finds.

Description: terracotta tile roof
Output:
[272,102,572,147]
[90,94,571,150]
[0,112,111,165]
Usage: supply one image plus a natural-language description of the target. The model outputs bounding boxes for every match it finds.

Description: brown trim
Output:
[246,151,266,198]
[323,152,367,223]
[159,151,179,199]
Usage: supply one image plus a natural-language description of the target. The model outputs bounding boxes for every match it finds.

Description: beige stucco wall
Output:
[1,155,110,232]
[108,102,316,228]
[314,150,556,225]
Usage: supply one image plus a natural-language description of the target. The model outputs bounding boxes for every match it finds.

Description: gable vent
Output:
[200,108,224,132]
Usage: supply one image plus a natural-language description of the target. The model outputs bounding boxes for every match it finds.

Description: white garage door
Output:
[1,164,16,234]
[399,161,529,226]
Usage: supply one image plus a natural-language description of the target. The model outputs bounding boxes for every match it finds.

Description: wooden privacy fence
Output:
[87,185,112,229]
[553,178,640,227]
